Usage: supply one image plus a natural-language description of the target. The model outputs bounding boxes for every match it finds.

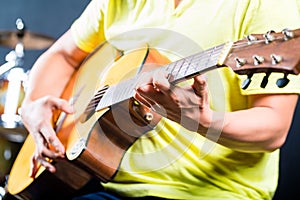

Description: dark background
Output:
[0,0,90,72]
[0,0,299,199]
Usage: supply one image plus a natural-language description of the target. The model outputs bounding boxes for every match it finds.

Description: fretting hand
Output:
[134,70,213,132]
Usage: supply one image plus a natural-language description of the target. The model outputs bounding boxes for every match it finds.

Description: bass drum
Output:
[0,68,28,143]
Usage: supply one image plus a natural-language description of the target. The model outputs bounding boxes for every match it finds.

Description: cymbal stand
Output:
[0,175,7,200]
[0,18,25,77]
[0,18,27,129]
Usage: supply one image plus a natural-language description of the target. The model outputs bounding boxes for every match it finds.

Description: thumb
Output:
[49,97,75,114]
[192,75,209,108]
[192,75,207,95]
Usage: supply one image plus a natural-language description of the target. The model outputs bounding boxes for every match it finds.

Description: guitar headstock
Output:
[223,28,300,89]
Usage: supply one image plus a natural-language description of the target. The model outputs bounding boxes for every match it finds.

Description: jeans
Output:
[73,191,168,200]
[73,192,122,200]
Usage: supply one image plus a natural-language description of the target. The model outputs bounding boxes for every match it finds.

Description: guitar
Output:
[7,28,300,199]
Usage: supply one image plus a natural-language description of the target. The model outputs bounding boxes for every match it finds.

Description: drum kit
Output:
[0,18,54,199]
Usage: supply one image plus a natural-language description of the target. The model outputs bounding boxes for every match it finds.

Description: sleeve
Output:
[297,0,300,13]
[238,0,300,95]
[70,0,106,53]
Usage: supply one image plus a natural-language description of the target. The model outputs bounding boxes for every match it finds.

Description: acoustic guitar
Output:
[7,28,300,199]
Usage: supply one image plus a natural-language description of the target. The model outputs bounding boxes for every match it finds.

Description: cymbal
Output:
[0,30,55,50]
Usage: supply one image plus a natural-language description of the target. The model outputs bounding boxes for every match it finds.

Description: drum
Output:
[0,137,22,187]
[0,68,28,143]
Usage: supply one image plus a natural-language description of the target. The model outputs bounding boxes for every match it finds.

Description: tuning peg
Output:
[235,57,247,68]
[246,34,257,44]
[263,30,275,44]
[270,54,282,65]
[260,72,271,88]
[276,74,290,88]
[241,74,253,90]
[282,28,294,40]
[253,55,264,65]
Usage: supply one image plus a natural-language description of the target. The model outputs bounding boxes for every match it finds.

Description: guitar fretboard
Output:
[96,43,226,111]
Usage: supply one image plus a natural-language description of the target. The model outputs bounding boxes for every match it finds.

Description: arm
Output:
[21,30,89,174]
[24,30,88,100]
[134,72,298,153]
[210,93,298,152]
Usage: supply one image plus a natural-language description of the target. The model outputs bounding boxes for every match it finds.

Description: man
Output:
[20,0,300,199]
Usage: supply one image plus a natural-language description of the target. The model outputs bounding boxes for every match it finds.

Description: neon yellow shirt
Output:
[71,0,300,199]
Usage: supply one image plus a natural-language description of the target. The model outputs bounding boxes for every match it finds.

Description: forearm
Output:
[204,94,299,152]
[24,52,75,102]
[23,30,88,104]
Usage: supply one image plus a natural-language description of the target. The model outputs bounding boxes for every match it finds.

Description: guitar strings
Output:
[84,44,224,113]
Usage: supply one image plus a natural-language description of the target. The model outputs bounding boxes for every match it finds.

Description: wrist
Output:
[199,110,226,135]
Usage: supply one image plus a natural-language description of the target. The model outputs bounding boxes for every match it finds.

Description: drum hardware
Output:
[0,18,55,142]
[0,18,54,197]
[0,138,22,200]
[0,170,8,200]
[0,17,55,76]
[0,186,5,200]
[0,16,56,142]
[1,68,27,130]
[0,18,26,77]
[0,138,23,175]
[0,18,54,50]
[0,18,53,200]
[0,19,29,142]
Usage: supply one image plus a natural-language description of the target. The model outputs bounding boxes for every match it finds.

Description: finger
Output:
[37,156,56,173]
[29,155,41,178]
[30,150,57,178]
[34,132,64,159]
[152,70,171,93]
[134,88,153,108]
[136,70,171,98]
[44,96,75,114]
[192,75,209,107]
[192,75,207,95]
[40,124,65,155]
[135,85,161,110]
[41,143,65,159]
[135,72,154,90]
[30,154,56,177]
[135,70,169,92]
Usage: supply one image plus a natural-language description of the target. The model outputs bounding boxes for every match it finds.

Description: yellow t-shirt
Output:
[71,0,300,199]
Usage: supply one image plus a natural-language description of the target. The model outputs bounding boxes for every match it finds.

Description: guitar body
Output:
[7,28,300,199]
[7,43,168,199]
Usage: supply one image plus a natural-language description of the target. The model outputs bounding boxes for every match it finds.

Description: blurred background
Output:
[0,0,299,199]
[0,0,90,198]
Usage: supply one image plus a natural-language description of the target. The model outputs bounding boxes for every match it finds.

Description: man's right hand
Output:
[20,96,74,177]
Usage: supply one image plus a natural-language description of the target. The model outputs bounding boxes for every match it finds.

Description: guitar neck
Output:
[166,43,231,84]
[96,42,232,111]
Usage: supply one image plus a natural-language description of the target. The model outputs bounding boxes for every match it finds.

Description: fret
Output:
[171,58,185,78]
[182,55,194,77]
[168,43,225,83]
